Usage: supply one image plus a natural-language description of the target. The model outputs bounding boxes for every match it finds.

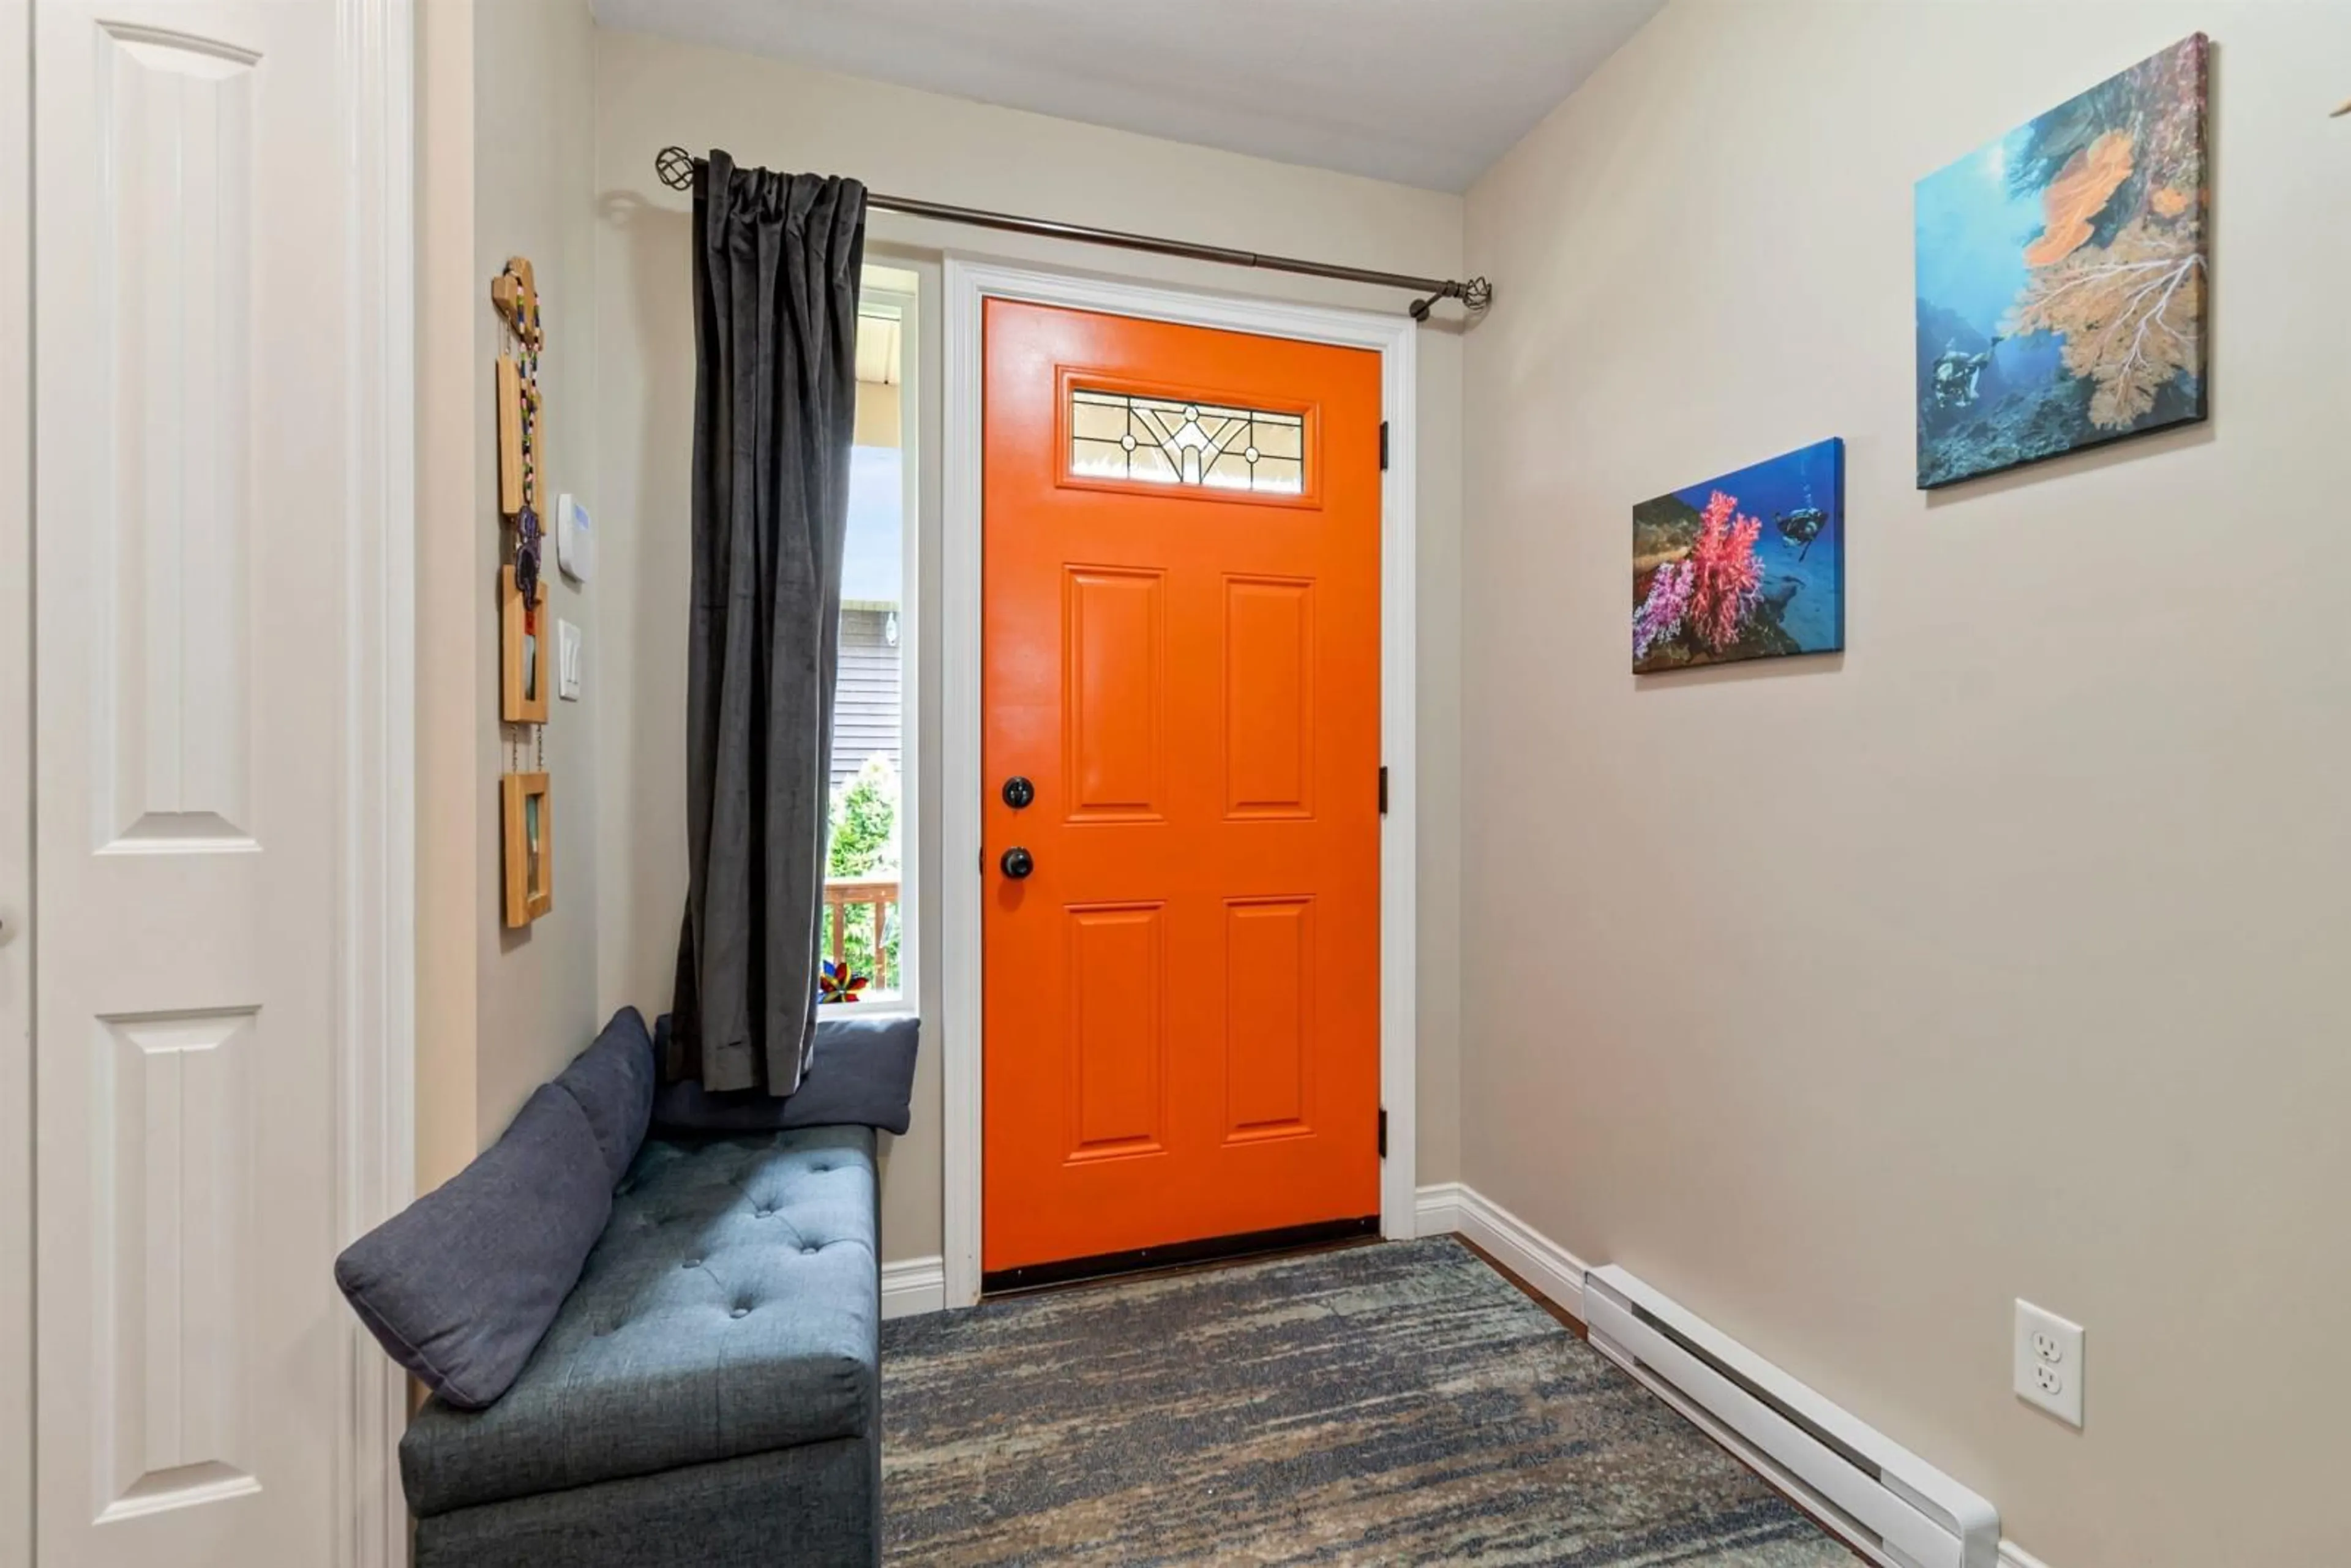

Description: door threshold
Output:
[982,1215,1381,1299]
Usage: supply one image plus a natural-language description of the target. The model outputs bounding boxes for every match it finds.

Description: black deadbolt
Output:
[1001,775,1036,810]
[999,846,1035,880]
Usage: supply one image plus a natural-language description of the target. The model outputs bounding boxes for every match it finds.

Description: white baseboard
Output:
[1412,1180,1469,1238]
[1414,1182,1591,1322]
[881,1255,945,1320]
[2000,1544,2054,1568]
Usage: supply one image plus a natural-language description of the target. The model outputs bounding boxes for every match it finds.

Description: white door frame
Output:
[1,4,32,1564]
[336,2,419,1562]
[939,257,1419,1308]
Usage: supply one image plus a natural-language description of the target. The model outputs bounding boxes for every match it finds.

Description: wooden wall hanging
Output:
[500,563,550,724]
[493,257,551,932]
[492,255,545,599]
[501,771,554,928]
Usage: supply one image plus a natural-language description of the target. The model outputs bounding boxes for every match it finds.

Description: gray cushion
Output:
[400,1125,880,1517]
[652,1012,917,1135]
[336,1082,612,1409]
[557,1007,658,1185]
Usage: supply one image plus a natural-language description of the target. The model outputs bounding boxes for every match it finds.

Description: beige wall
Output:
[591,29,1468,1261]
[413,0,479,1190]
[471,0,603,1147]
[417,0,602,1186]
[1460,4,2351,1566]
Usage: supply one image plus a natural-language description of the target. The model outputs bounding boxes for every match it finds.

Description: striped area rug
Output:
[882,1236,1857,1565]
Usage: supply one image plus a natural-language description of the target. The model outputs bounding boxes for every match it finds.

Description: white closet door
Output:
[35,1,352,1563]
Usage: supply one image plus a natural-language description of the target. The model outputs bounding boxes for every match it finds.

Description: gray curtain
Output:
[670,152,867,1097]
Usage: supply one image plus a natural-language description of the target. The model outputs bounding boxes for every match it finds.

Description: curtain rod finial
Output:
[656,146,698,191]
[1415,277,1493,321]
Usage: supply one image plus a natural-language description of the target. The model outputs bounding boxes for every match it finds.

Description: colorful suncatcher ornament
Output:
[818,959,870,1005]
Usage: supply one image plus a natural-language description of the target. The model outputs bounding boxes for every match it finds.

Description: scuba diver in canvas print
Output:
[1925,338,2000,419]
[1773,505,1829,562]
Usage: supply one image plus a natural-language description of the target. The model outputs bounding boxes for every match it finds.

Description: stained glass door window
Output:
[1070,387,1305,495]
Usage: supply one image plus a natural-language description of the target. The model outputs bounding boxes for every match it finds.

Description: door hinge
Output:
[1378,765,1389,816]
[1379,420,1390,471]
[1377,1107,1389,1160]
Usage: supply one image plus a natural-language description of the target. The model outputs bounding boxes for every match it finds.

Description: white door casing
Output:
[31,1,413,1564]
[2,4,34,1566]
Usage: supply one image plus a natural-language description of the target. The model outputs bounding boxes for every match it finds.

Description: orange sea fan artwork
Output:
[2004,217,2203,429]
[2150,186,2191,218]
[2023,130,2135,267]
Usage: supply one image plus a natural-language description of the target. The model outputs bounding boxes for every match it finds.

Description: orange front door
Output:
[981,299,1382,1278]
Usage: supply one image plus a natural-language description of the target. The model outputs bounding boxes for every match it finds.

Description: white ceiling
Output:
[589,0,1665,192]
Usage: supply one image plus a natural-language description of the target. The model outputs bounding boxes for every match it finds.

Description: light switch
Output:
[557,620,583,701]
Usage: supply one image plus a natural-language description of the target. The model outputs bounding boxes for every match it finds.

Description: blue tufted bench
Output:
[401,1125,881,1566]
[336,1009,911,1568]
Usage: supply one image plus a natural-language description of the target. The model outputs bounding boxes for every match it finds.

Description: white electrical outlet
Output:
[2014,1299,2085,1428]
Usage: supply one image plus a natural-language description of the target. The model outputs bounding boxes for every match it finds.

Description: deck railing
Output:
[822,876,900,992]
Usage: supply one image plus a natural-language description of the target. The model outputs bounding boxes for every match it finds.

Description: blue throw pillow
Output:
[555,1006,657,1185]
[335,1081,612,1409]
[652,1011,918,1135]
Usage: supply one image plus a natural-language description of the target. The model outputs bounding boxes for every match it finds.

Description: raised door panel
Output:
[94,1011,258,1521]
[1223,576,1315,820]
[1223,898,1314,1141]
[95,21,257,851]
[1065,904,1166,1159]
[1062,567,1164,822]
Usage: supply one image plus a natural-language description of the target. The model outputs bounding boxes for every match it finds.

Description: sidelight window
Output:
[822,271,919,1010]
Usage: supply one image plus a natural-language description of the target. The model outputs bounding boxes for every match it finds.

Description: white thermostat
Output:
[557,492,594,583]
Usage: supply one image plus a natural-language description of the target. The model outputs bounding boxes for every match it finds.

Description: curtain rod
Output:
[654,147,1491,322]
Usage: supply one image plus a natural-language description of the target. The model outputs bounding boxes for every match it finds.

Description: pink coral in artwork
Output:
[1632,558,1693,661]
[1686,490,1764,650]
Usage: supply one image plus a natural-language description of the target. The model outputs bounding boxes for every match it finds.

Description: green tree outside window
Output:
[825,755,901,992]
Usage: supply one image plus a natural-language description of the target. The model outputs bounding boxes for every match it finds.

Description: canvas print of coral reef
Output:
[1914,33,2208,489]
[1632,438,1844,675]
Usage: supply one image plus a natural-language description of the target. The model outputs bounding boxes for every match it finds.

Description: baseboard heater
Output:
[1583,1266,1998,1568]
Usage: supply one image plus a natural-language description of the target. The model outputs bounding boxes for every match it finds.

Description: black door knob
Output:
[1002,775,1035,810]
[999,846,1035,880]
